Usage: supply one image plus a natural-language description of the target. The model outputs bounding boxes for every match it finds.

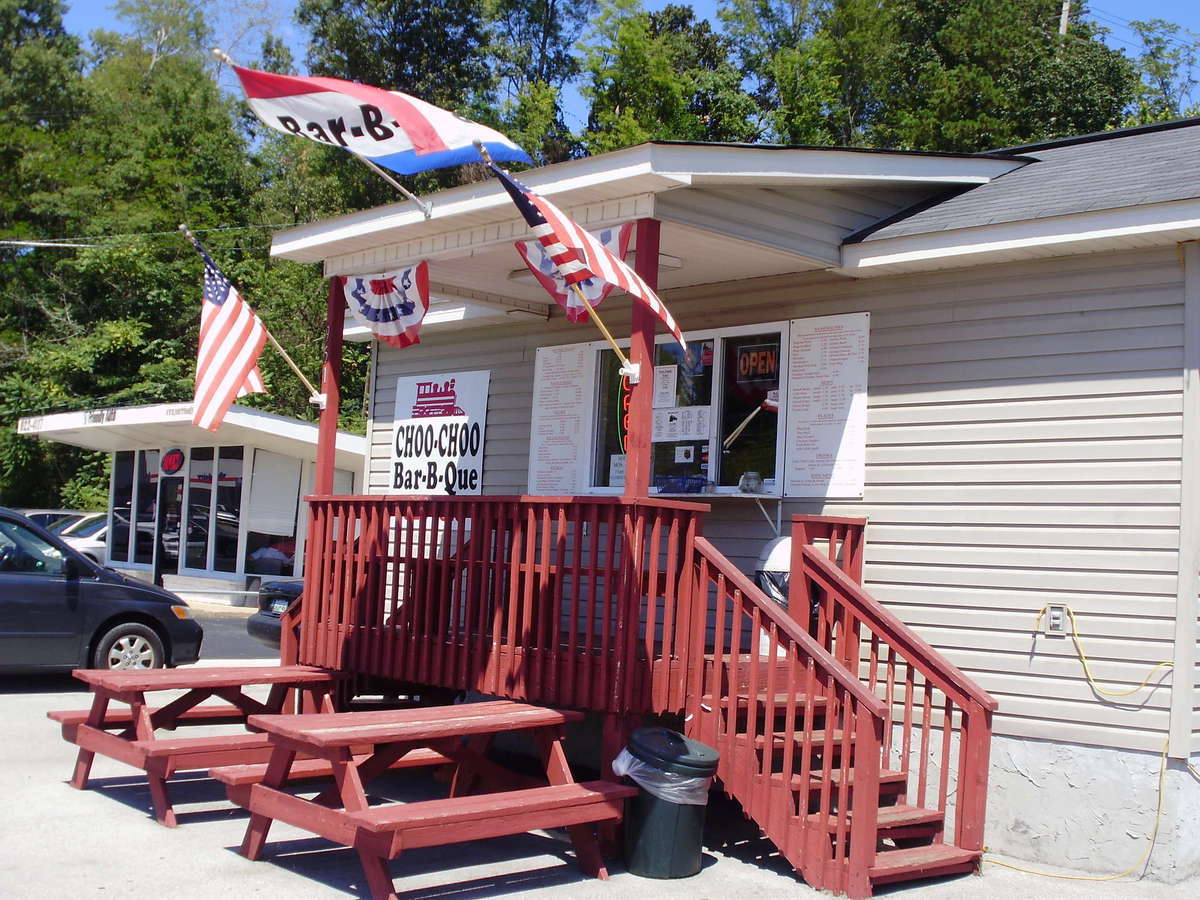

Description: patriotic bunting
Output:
[342,262,430,348]
[229,64,530,176]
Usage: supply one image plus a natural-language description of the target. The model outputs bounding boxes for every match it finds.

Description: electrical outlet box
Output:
[1044,604,1067,635]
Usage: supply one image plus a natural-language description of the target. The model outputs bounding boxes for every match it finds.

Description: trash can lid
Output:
[627,726,719,777]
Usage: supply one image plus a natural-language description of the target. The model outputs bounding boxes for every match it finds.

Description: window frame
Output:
[584,319,790,497]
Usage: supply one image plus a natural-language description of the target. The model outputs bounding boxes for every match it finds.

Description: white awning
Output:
[17,403,366,473]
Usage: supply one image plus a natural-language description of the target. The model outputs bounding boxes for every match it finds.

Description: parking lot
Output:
[2,638,1194,899]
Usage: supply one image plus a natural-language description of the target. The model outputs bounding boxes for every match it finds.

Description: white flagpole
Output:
[212,48,433,220]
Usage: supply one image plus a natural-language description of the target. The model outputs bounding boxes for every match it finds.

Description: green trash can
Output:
[615,726,720,878]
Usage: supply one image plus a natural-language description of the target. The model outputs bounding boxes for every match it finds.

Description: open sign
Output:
[736,342,779,385]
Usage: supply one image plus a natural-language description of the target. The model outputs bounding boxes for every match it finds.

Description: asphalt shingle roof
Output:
[856,120,1200,243]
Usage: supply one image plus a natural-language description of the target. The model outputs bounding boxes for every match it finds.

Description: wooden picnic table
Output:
[213,699,636,900]
[52,664,342,826]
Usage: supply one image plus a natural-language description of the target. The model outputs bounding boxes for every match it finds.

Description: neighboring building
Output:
[272,120,1200,879]
[18,403,365,604]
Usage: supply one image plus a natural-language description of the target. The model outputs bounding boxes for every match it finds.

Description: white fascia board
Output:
[840,198,1200,275]
[648,143,1026,186]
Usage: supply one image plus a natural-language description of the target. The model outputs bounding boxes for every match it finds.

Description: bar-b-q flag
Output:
[228,64,530,176]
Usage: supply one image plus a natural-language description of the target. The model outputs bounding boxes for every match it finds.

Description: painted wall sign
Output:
[391,370,490,495]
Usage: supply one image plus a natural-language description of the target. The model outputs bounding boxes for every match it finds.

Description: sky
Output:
[59,0,1200,133]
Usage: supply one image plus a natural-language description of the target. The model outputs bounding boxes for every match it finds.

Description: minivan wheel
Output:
[93,623,165,669]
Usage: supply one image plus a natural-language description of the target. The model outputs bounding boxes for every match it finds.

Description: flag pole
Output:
[211,48,432,221]
[474,141,633,373]
[178,224,323,404]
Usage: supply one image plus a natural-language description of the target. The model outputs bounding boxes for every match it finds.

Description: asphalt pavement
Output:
[190,602,275,661]
[3,654,1196,899]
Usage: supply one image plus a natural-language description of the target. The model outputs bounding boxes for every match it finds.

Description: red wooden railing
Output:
[688,535,887,898]
[789,516,997,853]
[295,495,706,716]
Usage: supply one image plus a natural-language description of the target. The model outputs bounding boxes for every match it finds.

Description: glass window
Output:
[134,450,158,565]
[719,333,781,488]
[214,446,243,572]
[588,326,784,494]
[591,351,629,488]
[185,448,213,570]
[0,520,66,577]
[109,451,133,563]
[244,449,300,577]
[650,340,714,492]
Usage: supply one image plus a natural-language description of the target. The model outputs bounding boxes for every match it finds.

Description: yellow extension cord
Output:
[978,605,1199,882]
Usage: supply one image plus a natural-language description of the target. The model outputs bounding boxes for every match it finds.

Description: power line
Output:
[17,223,294,245]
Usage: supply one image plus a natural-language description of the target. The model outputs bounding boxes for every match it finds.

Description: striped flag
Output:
[230,64,530,176]
[488,163,687,353]
[515,223,632,323]
[187,237,267,431]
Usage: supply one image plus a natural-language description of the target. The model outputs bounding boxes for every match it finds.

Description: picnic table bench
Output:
[211,699,637,900]
[50,664,342,827]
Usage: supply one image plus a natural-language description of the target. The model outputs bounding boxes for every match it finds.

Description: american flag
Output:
[188,237,266,431]
[488,163,687,353]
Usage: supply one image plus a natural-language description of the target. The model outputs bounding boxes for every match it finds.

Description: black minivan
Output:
[0,507,203,671]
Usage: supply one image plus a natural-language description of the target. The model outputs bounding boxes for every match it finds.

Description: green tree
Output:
[581,0,755,153]
[1124,18,1200,124]
[876,0,1136,151]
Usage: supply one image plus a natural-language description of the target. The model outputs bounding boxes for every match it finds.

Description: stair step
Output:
[769,768,906,793]
[700,692,827,710]
[807,803,942,833]
[869,844,980,886]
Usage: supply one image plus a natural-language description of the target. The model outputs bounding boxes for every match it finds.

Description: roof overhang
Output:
[841,197,1200,276]
[17,403,367,472]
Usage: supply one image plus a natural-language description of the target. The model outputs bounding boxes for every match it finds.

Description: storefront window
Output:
[109,451,133,563]
[185,448,213,570]
[244,449,300,577]
[214,446,243,572]
[589,325,784,494]
[134,450,158,564]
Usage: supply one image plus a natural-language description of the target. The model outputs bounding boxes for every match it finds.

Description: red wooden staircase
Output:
[686,518,996,897]
[290,498,995,898]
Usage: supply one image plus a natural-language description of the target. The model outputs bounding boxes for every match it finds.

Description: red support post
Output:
[623,218,661,501]
[314,276,346,496]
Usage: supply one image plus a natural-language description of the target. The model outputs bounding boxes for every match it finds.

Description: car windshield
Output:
[59,514,105,537]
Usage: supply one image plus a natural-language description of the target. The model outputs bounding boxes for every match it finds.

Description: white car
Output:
[60,513,109,564]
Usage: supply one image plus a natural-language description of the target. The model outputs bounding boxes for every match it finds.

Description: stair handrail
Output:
[799,547,997,712]
[694,536,886,718]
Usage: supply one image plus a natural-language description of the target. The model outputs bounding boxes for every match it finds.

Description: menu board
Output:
[527,344,591,494]
[784,312,869,498]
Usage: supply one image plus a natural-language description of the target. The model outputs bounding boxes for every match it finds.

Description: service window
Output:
[589,323,786,494]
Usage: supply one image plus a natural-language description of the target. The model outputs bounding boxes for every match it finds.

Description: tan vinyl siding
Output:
[367,247,1184,753]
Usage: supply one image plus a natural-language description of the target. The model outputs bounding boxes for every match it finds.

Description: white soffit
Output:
[16,403,367,471]
[841,198,1200,276]
[272,142,1027,268]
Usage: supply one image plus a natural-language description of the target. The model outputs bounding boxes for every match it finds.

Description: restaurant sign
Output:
[391,370,490,495]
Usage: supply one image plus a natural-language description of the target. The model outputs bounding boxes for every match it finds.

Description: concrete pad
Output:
[4,668,1194,899]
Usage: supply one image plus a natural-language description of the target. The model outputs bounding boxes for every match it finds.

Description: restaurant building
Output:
[271,119,1200,880]
[18,402,365,604]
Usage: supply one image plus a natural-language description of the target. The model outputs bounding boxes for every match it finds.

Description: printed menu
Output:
[527,344,590,493]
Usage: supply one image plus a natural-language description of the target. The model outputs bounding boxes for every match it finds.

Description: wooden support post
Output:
[314,276,346,496]
[622,218,661,501]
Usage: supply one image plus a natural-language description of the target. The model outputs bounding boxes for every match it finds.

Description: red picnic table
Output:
[50,664,342,826]
[211,699,637,900]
